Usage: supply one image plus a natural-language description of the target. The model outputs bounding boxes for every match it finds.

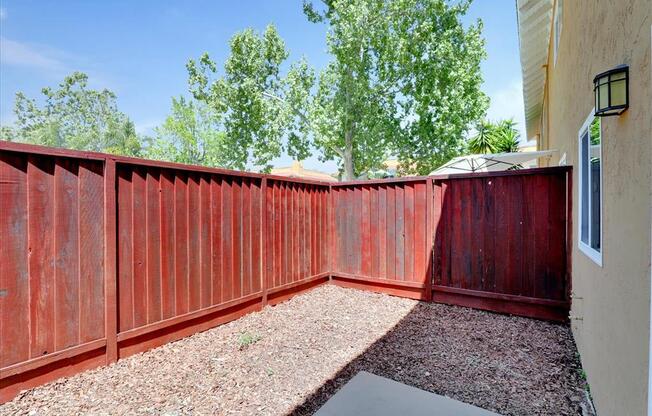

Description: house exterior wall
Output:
[536,1,651,414]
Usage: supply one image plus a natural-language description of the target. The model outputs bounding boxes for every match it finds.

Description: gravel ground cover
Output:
[2,285,589,415]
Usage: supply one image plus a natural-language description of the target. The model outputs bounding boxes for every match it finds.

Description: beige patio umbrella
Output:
[429,150,556,175]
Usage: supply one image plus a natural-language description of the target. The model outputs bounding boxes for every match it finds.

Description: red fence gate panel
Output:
[431,168,571,321]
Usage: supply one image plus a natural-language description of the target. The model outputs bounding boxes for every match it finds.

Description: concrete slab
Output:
[314,371,500,416]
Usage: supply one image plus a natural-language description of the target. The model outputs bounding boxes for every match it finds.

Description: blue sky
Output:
[0,0,525,172]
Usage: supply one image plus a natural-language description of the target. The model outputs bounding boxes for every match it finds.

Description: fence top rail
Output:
[429,165,572,181]
[0,140,109,161]
[1,141,572,187]
[0,141,333,186]
[330,176,430,187]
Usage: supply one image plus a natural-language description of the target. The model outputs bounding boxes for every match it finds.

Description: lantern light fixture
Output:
[593,65,629,117]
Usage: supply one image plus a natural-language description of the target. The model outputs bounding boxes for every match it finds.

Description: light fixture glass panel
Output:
[610,71,626,81]
[610,79,626,107]
[599,83,609,109]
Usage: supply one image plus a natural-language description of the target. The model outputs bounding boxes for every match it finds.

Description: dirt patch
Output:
[1,285,588,415]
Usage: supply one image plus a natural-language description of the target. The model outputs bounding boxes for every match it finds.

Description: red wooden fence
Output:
[330,169,571,322]
[431,170,571,321]
[0,142,571,402]
[331,179,432,299]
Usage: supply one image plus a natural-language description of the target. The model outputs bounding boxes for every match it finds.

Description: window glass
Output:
[589,117,601,251]
[579,114,601,264]
[580,130,589,244]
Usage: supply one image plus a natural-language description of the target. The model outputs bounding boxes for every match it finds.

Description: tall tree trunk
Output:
[343,128,354,180]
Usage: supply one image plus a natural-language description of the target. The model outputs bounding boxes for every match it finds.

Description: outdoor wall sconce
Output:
[593,65,629,116]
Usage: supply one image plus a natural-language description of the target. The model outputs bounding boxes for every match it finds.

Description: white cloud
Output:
[485,79,528,143]
[0,7,6,20]
[0,37,67,72]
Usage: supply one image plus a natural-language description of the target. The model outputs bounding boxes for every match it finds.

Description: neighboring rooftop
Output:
[271,161,338,182]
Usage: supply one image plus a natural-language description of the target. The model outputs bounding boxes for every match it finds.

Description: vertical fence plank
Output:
[548,173,566,300]
[79,161,105,343]
[0,153,29,367]
[104,159,118,363]
[117,167,133,332]
[470,178,485,291]
[187,175,201,311]
[522,175,537,298]
[361,186,371,276]
[252,180,262,294]
[432,180,442,287]
[386,185,396,280]
[493,176,509,293]
[131,168,148,327]
[414,182,426,287]
[370,186,379,278]
[482,178,496,292]
[533,174,549,299]
[174,173,189,314]
[261,178,269,304]
[27,157,55,358]
[242,179,252,296]
[200,175,212,307]
[146,169,162,323]
[211,177,223,305]
[404,183,414,282]
[221,179,233,302]
[378,185,387,279]
[565,170,573,301]
[160,170,176,318]
[54,159,80,350]
[232,179,242,298]
[425,179,434,300]
[273,182,282,288]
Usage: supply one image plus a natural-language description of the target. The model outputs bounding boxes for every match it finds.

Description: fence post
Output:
[565,168,573,302]
[328,184,334,280]
[104,157,118,364]
[425,178,434,301]
[261,177,268,307]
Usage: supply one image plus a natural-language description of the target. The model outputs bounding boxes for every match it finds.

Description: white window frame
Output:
[577,110,603,266]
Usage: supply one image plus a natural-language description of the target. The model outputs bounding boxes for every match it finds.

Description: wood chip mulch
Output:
[1,285,590,415]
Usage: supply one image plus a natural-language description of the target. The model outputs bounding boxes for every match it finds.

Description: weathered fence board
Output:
[264,180,330,305]
[331,180,431,299]
[430,168,571,320]
[0,141,571,403]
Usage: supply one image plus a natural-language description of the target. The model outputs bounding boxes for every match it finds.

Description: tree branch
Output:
[261,91,310,125]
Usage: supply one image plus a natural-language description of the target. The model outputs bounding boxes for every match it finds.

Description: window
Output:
[578,112,602,265]
[553,0,563,65]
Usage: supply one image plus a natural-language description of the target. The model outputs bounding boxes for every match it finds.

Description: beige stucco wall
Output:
[537,1,651,414]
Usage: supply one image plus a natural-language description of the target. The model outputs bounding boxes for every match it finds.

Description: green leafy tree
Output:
[187,25,314,172]
[0,126,18,142]
[6,72,142,156]
[146,96,232,168]
[304,0,488,178]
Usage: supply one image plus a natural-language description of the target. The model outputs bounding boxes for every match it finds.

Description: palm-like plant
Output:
[467,121,497,154]
[492,119,520,153]
[467,118,520,154]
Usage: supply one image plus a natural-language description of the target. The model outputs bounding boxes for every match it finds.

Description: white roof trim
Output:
[517,0,553,139]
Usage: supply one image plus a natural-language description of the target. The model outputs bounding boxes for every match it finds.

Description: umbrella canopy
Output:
[429,150,556,175]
